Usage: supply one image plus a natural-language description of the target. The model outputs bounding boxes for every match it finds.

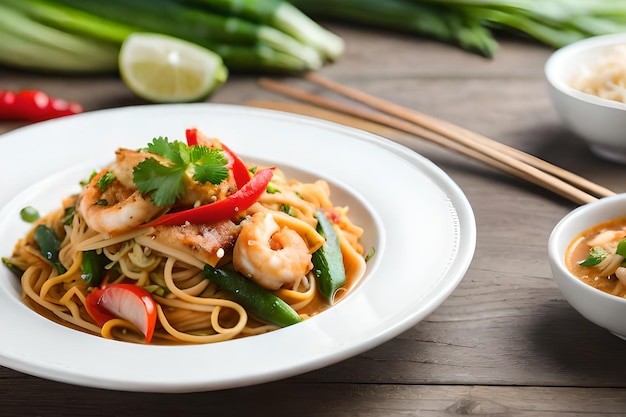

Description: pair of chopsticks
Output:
[255,72,616,205]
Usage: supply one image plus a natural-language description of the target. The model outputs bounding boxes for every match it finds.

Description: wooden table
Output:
[2,25,626,416]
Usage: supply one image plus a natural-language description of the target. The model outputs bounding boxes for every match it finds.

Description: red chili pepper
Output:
[0,90,83,122]
[185,127,200,146]
[185,128,251,189]
[144,167,274,228]
[221,141,252,189]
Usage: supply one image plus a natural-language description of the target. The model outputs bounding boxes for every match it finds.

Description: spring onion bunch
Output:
[0,0,343,73]
[290,0,626,57]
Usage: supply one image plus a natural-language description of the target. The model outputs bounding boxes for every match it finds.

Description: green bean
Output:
[2,257,24,278]
[80,250,108,286]
[203,264,302,327]
[34,224,66,274]
[311,210,346,305]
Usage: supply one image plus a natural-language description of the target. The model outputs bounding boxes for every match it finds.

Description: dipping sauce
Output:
[565,216,626,298]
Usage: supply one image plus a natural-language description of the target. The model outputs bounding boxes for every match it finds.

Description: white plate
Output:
[0,104,475,392]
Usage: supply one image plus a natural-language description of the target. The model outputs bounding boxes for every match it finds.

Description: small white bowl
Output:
[549,194,626,340]
[545,33,626,163]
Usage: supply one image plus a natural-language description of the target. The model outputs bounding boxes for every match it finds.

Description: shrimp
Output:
[77,149,168,236]
[233,212,313,290]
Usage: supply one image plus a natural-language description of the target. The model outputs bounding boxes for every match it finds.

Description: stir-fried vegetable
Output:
[33,225,66,274]
[19,206,40,223]
[311,210,346,305]
[203,264,303,327]
[85,283,158,344]
[80,250,109,287]
[144,167,274,227]
[0,0,341,73]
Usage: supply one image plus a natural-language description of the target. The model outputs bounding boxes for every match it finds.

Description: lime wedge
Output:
[119,33,228,103]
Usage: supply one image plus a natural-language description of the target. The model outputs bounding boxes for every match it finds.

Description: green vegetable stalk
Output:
[289,0,497,57]
[177,0,344,61]
[291,0,626,57]
[0,0,341,73]
[34,224,66,275]
[0,2,119,73]
[311,210,346,305]
[203,264,303,327]
[80,250,109,286]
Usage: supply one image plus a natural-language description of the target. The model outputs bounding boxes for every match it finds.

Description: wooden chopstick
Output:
[257,75,615,205]
[303,72,615,200]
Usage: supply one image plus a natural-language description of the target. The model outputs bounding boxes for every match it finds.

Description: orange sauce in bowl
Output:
[565,216,626,297]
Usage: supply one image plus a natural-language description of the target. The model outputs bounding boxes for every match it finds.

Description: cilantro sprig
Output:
[579,246,608,267]
[579,238,626,267]
[133,137,228,206]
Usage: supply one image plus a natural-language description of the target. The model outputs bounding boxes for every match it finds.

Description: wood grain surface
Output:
[2,24,626,416]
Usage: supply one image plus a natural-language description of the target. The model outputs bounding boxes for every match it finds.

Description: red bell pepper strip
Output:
[221,141,252,189]
[85,283,157,344]
[185,127,250,189]
[185,127,200,146]
[144,167,274,228]
[0,90,83,122]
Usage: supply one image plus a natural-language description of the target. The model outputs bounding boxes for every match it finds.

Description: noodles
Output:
[4,131,368,345]
[570,44,626,104]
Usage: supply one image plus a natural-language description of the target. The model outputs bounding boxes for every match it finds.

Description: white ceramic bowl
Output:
[549,194,626,340]
[545,33,626,163]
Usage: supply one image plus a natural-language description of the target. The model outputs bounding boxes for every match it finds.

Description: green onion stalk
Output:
[289,0,498,58]
[0,0,344,73]
[416,0,626,48]
[176,0,345,61]
[291,0,626,57]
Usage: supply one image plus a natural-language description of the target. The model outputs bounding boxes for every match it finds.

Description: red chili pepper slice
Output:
[220,141,252,189]
[185,127,200,146]
[185,128,251,189]
[0,90,83,122]
[144,167,274,228]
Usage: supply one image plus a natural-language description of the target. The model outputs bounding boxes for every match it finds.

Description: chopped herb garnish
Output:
[97,171,116,191]
[2,257,24,278]
[365,246,376,262]
[133,137,228,206]
[62,206,76,225]
[280,204,294,216]
[266,185,280,194]
[20,206,40,223]
[616,239,626,258]
[579,246,608,266]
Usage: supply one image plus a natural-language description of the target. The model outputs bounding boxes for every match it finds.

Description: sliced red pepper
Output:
[185,127,200,146]
[220,141,252,189]
[185,128,251,189]
[145,167,274,228]
[85,283,157,344]
[0,90,82,122]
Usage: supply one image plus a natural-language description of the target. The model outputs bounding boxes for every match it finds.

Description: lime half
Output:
[119,33,228,103]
